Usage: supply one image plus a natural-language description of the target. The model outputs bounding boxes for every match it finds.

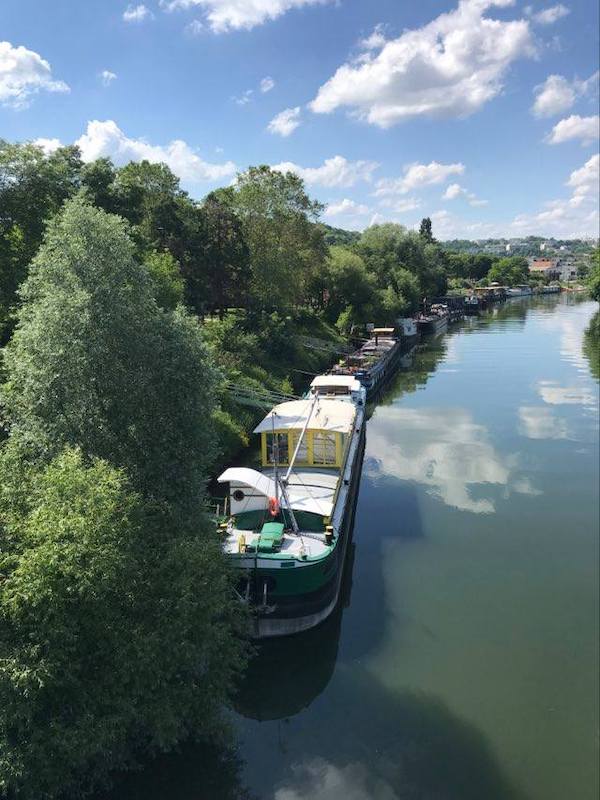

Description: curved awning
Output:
[217,467,334,517]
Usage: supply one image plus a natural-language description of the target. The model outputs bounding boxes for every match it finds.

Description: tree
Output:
[587,249,600,302]
[0,198,248,799]
[144,249,185,311]
[321,246,375,324]
[232,166,326,309]
[193,189,251,318]
[419,216,433,243]
[1,197,218,522]
[0,448,246,800]
[487,256,529,287]
[357,224,447,300]
[0,141,82,340]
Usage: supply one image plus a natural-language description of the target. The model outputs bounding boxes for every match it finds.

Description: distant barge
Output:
[417,303,449,335]
[330,320,417,396]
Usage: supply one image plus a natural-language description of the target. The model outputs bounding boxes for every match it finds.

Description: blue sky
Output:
[1,0,598,238]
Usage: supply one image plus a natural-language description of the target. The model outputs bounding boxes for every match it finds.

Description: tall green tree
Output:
[232,166,326,309]
[0,198,247,799]
[2,197,217,521]
[193,189,250,318]
[357,224,447,300]
[487,256,529,287]
[144,249,185,310]
[419,216,434,243]
[0,448,246,800]
[321,246,375,324]
[0,141,82,341]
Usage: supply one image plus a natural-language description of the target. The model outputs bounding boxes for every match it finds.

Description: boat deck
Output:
[222,467,339,559]
[222,526,329,558]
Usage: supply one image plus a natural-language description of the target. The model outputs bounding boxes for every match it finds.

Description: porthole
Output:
[232,489,245,502]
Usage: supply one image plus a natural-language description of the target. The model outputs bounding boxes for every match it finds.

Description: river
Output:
[103,294,599,800]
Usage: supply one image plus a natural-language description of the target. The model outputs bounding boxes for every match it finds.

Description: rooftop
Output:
[253,398,356,434]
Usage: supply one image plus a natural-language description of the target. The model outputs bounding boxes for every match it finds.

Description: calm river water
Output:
[104,294,599,800]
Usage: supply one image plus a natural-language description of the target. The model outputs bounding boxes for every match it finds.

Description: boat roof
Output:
[253,398,355,434]
[372,327,395,334]
[311,375,361,391]
[217,466,336,517]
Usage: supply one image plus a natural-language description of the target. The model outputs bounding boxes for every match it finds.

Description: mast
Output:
[284,393,319,483]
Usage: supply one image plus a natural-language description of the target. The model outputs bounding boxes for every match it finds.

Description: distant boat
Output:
[217,374,366,638]
[506,285,533,297]
[330,323,415,396]
[417,303,449,335]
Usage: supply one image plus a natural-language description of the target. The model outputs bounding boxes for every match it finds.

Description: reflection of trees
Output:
[378,337,448,406]
[583,311,599,381]
[94,739,255,800]
[252,670,527,800]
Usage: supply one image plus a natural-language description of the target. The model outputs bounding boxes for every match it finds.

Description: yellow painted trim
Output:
[261,432,267,466]
[307,430,314,465]
[335,432,342,467]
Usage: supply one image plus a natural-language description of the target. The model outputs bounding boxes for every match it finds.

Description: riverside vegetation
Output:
[0,140,598,799]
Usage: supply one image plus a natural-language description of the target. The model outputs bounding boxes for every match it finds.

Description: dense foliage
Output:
[0,199,247,799]
[587,248,600,302]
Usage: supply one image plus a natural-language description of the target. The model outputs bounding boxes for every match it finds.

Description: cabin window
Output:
[266,432,289,465]
[289,431,309,465]
[312,432,337,465]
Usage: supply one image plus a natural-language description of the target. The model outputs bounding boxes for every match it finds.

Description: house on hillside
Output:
[528,257,561,280]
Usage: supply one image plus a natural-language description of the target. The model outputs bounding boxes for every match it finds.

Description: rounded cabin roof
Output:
[253,398,355,434]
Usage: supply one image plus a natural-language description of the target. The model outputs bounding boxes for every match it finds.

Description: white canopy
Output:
[217,467,334,517]
[310,375,362,392]
[253,398,355,435]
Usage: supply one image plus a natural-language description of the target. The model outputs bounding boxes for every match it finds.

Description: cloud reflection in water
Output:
[518,406,569,440]
[366,407,535,514]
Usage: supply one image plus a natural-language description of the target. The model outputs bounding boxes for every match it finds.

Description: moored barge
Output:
[417,303,449,335]
[217,374,366,638]
[330,323,413,396]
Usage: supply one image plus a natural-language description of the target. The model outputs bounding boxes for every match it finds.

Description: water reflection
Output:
[583,311,599,381]
[537,380,596,406]
[258,671,526,800]
[518,406,569,440]
[234,582,348,722]
[366,407,536,514]
[95,739,255,800]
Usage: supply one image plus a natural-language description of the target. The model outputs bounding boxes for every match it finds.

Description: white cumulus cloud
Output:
[325,198,370,217]
[100,69,117,87]
[267,106,301,136]
[123,4,154,22]
[530,3,570,24]
[271,155,378,187]
[375,161,465,196]
[0,41,69,109]
[260,76,275,93]
[532,71,599,118]
[443,183,465,200]
[32,137,62,154]
[510,154,599,237]
[74,119,236,183]
[546,114,599,145]
[567,152,599,198]
[309,0,534,127]
[443,182,487,206]
[160,0,331,33]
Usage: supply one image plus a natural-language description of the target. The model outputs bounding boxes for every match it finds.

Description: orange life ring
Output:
[268,496,280,517]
